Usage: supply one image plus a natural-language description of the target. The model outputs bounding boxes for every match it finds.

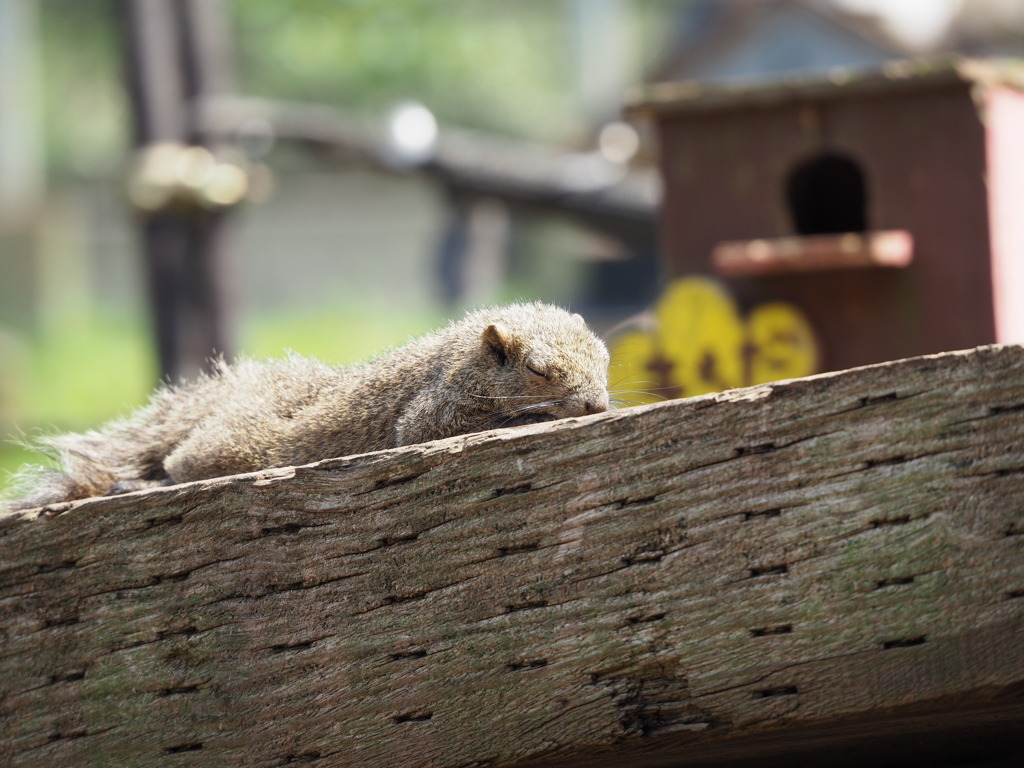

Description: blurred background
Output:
[2,0,1023,480]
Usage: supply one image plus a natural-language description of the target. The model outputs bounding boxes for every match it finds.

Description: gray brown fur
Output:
[3,303,610,511]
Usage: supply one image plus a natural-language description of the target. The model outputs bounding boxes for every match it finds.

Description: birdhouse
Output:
[615,58,1024,401]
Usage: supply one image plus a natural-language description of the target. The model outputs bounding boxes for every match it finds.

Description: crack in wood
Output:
[462,541,562,568]
[50,670,86,684]
[870,514,913,528]
[989,402,1024,416]
[622,550,665,566]
[389,648,428,661]
[269,641,314,654]
[15,669,93,697]
[260,522,305,536]
[747,564,789,579]
[164,742,204,754]
[496,541,541,556]
[753,686,799,699]
[345,520,451,555]
[283,751,323,764]
[991,467,1024,478]
[694,646,876,701]
[615,495,658,509]
[154,498,208,519]
[882,636,927,650]
[98,622,223,658]
[507,658,549,671]
[144,513,184,528]
[35,558,79,574]
[354,576,478,615]
[865,455,908,469]
[825,445,966,479]
[369,470,430,491]
[570,561,633,586]
[257,571,369,599]
[48,729,88,743]
[492,483,533,498]
[41,725,119,745]
[743,508,783,521]
[158,681,208,696]
[858,392,901,407]
[701,432,840,470]
[875,575,916,589]
[268,580,305,594]
[837,388,928,415]
[379,593,422,608]
[750,624,793,637]
[393,711,433,724]
[504,599,549,614]
[159,623,199,640]
[78,555,248,603]
[620,612,668,630]
[735,443,777,457]
[377,531,421,547]
[152,570,190,585]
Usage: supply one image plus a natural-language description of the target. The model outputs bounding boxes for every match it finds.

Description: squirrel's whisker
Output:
[510,399,559,412]
[467,392,548,401]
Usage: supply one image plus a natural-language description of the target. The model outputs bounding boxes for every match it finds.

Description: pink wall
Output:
[986,86,1024,344]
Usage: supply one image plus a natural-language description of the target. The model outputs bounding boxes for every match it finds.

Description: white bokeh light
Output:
[832,0,962,49]
[388,102,438,164]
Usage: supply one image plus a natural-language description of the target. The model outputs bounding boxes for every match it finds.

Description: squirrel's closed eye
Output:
[526,363,549,380]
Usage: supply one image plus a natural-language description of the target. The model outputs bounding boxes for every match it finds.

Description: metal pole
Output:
[116,0,237,382]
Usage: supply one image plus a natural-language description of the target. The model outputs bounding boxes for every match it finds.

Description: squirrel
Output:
[3,302,610,511]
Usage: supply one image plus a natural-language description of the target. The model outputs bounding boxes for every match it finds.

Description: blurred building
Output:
[654,0,907,83]
[653,0,1024,85]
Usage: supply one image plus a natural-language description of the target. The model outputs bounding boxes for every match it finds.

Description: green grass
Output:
[0,303,444,491]
[1,312,155,487]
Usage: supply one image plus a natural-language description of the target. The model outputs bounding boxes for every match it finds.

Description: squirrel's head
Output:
[473,303,610,427]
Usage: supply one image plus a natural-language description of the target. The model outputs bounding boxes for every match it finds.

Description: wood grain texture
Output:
[2,345,1023,767]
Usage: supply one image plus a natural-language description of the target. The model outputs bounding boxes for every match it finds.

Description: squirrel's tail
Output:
[1,367,224,514]
[2,428,166,513]
[3,433,128,512]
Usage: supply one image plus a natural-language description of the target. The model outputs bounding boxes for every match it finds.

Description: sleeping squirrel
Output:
[4,302,610,510]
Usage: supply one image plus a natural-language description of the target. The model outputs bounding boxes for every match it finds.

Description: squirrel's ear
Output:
[482,323,511,365]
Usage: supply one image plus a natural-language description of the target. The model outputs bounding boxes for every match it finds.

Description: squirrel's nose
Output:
[584,399,607,415]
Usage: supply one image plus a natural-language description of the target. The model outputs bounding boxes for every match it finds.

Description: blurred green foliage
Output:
[38,0,680,175]
[39,2,128,176]
[233,0,576,140]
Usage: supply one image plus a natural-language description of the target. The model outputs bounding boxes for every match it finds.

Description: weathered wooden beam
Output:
[2,345,1023,767]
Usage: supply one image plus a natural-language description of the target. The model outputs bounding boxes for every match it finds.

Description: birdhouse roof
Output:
[626,57,1024,117]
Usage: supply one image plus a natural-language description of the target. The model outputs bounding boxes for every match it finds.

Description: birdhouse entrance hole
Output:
[786,152,867,235]
[712,148,911,277]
